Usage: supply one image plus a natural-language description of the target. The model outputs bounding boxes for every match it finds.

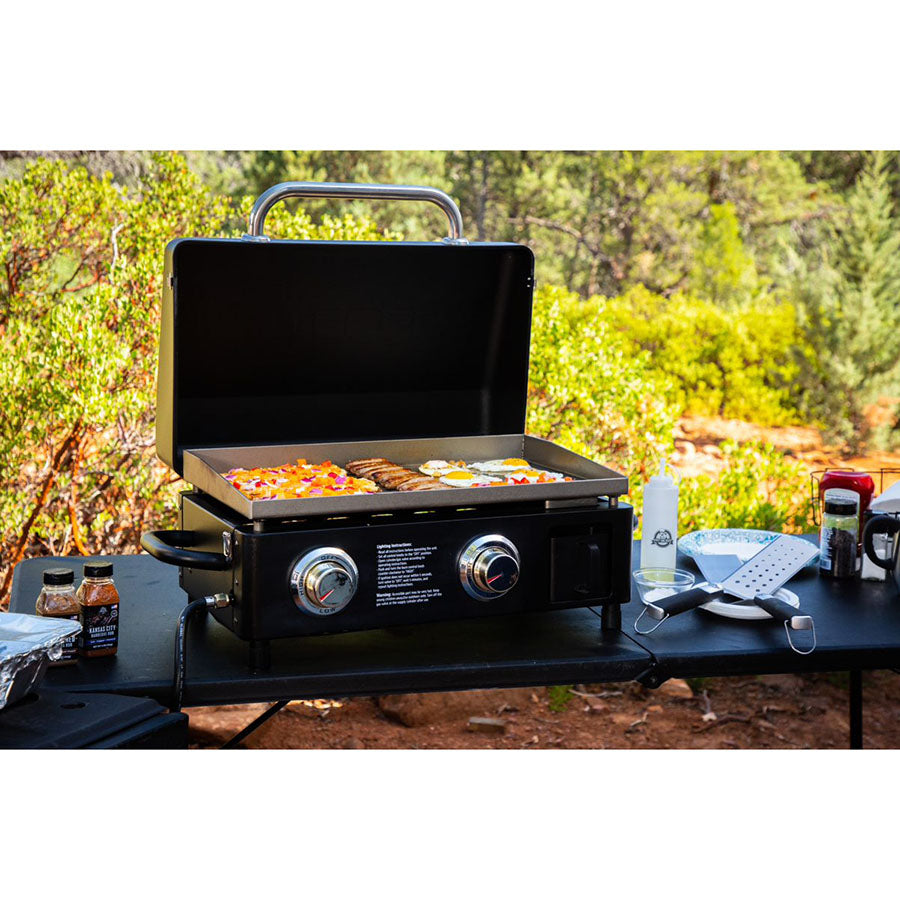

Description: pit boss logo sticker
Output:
[651,529,674,548]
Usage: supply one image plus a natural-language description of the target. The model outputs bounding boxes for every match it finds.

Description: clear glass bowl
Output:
[633,568,695,605]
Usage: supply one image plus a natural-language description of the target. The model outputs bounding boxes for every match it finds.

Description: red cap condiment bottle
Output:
[819,470,875,540]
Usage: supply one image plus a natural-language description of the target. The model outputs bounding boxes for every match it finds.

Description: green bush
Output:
[526,286,810,534]
[603,285,805,426]
[679,440,811,534]
[0,154,817,610]
[0,154,396,605]
[526,284,680,516]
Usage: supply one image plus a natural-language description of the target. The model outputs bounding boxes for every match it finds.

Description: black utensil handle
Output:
[863,515,900,570]
[753,593,798,623]
[651,585,723,616]
[140,530,231,571]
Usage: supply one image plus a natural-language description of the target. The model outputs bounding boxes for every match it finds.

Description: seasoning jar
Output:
[819,488,859,579]
[76,562,120,657]
[819,469,875,546]
[35,568,80,665]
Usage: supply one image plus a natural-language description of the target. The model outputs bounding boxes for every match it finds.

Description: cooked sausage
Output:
[380,471,421,489]
[396,475,444,491]
[346,458,389,477]
[346,458,448,492]
[347,457,388,470]
[402,480,453,491]
[357,463,400,479]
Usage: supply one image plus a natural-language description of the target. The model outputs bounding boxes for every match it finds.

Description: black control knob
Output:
[473,547,520,595]
[459,535,520,600]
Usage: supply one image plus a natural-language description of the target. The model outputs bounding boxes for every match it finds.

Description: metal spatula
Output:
[693,552,743,585]
[636,536,818,640]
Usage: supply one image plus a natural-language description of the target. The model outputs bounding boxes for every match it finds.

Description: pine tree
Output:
[791,151,900,449]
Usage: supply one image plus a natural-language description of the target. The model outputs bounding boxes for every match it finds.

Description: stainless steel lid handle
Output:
[245,181,465,242]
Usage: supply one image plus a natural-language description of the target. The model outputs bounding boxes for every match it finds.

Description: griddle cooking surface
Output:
[184,434,629,520]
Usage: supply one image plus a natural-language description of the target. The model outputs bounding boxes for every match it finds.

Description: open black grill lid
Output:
[156,182,535,476]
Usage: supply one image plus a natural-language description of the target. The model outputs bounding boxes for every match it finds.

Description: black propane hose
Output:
[173,598,211,712]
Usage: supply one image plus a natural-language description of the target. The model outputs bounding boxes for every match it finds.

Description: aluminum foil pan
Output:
[0,613,81,711]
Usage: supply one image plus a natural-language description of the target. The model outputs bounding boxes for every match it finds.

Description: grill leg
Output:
[600,603,621,632]
[249,639,271,673]
[849,669,863,749]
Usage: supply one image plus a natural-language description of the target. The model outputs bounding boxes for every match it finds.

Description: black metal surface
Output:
[159,239,535,475]
[82,711,188,749]
[0,690,186,749]
[10,555,652,708]
[625,539,900,677]
[180,491,633,641]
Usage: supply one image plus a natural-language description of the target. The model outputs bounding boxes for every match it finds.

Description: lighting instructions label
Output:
[375,542,442,606]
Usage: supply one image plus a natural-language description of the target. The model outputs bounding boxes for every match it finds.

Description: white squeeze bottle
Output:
[640,460,679,569]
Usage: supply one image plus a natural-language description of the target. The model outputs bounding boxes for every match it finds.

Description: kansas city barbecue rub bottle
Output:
[35,567,80,666]
[77,562,120,657]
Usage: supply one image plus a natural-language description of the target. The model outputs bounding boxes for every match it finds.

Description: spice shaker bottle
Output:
[819,469,874,547]
[35,568,80,666]
[819,488,859,579]
[76,562,120,657]
[640,460,679,570]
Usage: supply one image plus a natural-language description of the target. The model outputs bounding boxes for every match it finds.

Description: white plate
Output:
[679,529,818,570]
[700,586,800,620]
[639,585,800,621]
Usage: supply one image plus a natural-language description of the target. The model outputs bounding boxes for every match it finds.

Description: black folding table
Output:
[7,555,652,707]
[0,691,187,749]
[6,542,900,748]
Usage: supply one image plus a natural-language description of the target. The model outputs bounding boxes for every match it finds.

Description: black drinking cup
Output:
[862,514,900,583]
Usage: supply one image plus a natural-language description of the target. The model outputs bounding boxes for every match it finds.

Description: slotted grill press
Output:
[718,536,818,599]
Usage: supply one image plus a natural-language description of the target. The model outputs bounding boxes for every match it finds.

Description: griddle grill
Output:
[141,182,633,651]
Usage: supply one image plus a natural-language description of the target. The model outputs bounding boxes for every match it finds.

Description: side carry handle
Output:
[141,530,231,571]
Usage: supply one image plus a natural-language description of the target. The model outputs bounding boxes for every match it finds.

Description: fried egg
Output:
[419,459,458,477]
[439,470,502,487]
[471,457,531,474]
[439,470,480,486]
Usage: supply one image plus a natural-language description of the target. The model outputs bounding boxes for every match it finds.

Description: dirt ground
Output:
[184,415,900,751]
[187,671,900,750]
[674,414,900,487]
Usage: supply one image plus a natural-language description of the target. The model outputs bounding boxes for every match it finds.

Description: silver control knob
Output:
[459,534,520,601]
[290,547,358,616]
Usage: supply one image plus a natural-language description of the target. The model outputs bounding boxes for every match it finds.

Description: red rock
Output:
[658,678,694,700]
